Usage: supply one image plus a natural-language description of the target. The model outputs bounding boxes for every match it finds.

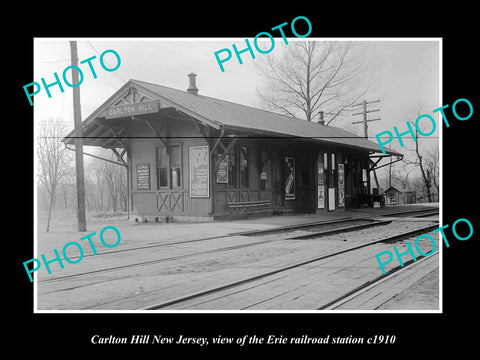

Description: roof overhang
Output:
[62,80,222,147]
[62,79,403,159]
[220,124,402,156]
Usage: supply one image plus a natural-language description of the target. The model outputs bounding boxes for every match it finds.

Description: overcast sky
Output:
[33,38,440,165]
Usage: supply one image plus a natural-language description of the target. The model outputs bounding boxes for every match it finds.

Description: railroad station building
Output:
[63,74,402,221]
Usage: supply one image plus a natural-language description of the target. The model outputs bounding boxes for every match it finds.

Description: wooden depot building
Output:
[63,73,402,221]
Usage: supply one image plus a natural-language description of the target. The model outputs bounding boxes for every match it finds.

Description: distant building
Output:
[383,186,416,205]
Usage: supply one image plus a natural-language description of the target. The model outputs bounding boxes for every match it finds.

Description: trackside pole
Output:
[70,40,87,232]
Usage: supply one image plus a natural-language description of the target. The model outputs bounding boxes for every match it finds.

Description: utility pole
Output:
[351,99,381,139]
[352,99,382,190]
[70,41,87,232]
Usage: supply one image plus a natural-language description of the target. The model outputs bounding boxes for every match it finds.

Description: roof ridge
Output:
[130,79,365,137]
[129,78,188,94]
[201,93,304,121]
[130,78,307,122]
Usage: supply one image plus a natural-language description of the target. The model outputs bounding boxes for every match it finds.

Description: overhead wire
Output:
[86,41,127,85]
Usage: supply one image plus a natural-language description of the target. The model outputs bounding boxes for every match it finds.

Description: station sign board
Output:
[136,163,150,190]
[104,100,160,119]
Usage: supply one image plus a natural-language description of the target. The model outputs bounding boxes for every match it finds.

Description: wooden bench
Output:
[228,200,274,216]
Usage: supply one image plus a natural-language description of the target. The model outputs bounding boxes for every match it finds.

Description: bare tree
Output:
[37,121,73,232]
[403,113,439,203]
[382,159,411,191]
[425,146,439,196]
[96,149,127,213]
[407,127,432,202]
[85,159,104,213]
[255,41,372,124]
[103,160,119,212]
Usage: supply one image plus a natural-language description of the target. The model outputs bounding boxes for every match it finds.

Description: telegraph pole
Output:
[352,99,382,190]
[70,41,87,232]
[351,99,381,138]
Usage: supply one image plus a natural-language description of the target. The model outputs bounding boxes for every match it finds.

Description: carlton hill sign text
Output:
[104,100,160,119]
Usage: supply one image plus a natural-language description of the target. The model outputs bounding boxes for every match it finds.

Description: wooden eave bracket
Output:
[369,154,404,171]
[110,147,128,167]
[64,144,127,168]
[144,118,169,152]
[210,127,226,155]
[214,137,238,171]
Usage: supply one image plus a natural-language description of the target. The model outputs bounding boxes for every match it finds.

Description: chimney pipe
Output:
[317,111,325,125]
[187,72,198,95]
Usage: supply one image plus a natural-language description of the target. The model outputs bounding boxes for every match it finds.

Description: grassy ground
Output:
[37,210,130,233]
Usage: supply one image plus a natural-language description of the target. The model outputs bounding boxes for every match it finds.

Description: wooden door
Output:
[298,153,315,213]
[272,158,283,206]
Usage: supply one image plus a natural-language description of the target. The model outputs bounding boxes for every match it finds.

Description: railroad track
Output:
[413,211,440,218]
[143,224,438,310]
[37,207,439,309]
[40,217,365,263]
[37,217,392,285]
[380,208,439,218]
[39,207,438,266]
[319,251,439,310]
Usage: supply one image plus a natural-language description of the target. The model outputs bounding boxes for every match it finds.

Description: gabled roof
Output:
[384,186,401,194]
[63,79,401,156]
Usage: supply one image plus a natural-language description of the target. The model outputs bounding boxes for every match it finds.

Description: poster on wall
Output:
[189,145,210,198]
[317,185,325,209]
[338,163,345,207]
[317,163,324,185]
[136,163,150,190]
[328,188,335,211]
[216,154,228,183]
[285,157,295,200]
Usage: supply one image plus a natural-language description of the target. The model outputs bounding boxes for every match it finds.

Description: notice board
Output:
[136,163,150,190]
[317,160,325,209]
[285,157,295,200]
[216,154,228,184]
[189,145,210,198]
[328,188,335,211]
[338,163,345,207]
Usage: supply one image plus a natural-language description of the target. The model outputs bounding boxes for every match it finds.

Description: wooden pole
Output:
[351,99,381,139]
[352,99,382,191]
[363,99,368,139]
[70,41,87,232]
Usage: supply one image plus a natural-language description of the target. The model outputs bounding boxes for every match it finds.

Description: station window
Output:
[331,153,336,187]
[239,146,249,187]
[228,146,236,187]
[362,168,368,193]
[321,152,328,187]
[157,146,168,188]
[157,144,183,189]
[170,145,182,188]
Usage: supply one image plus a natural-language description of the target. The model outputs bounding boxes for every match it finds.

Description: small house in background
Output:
[383,186,416,205]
